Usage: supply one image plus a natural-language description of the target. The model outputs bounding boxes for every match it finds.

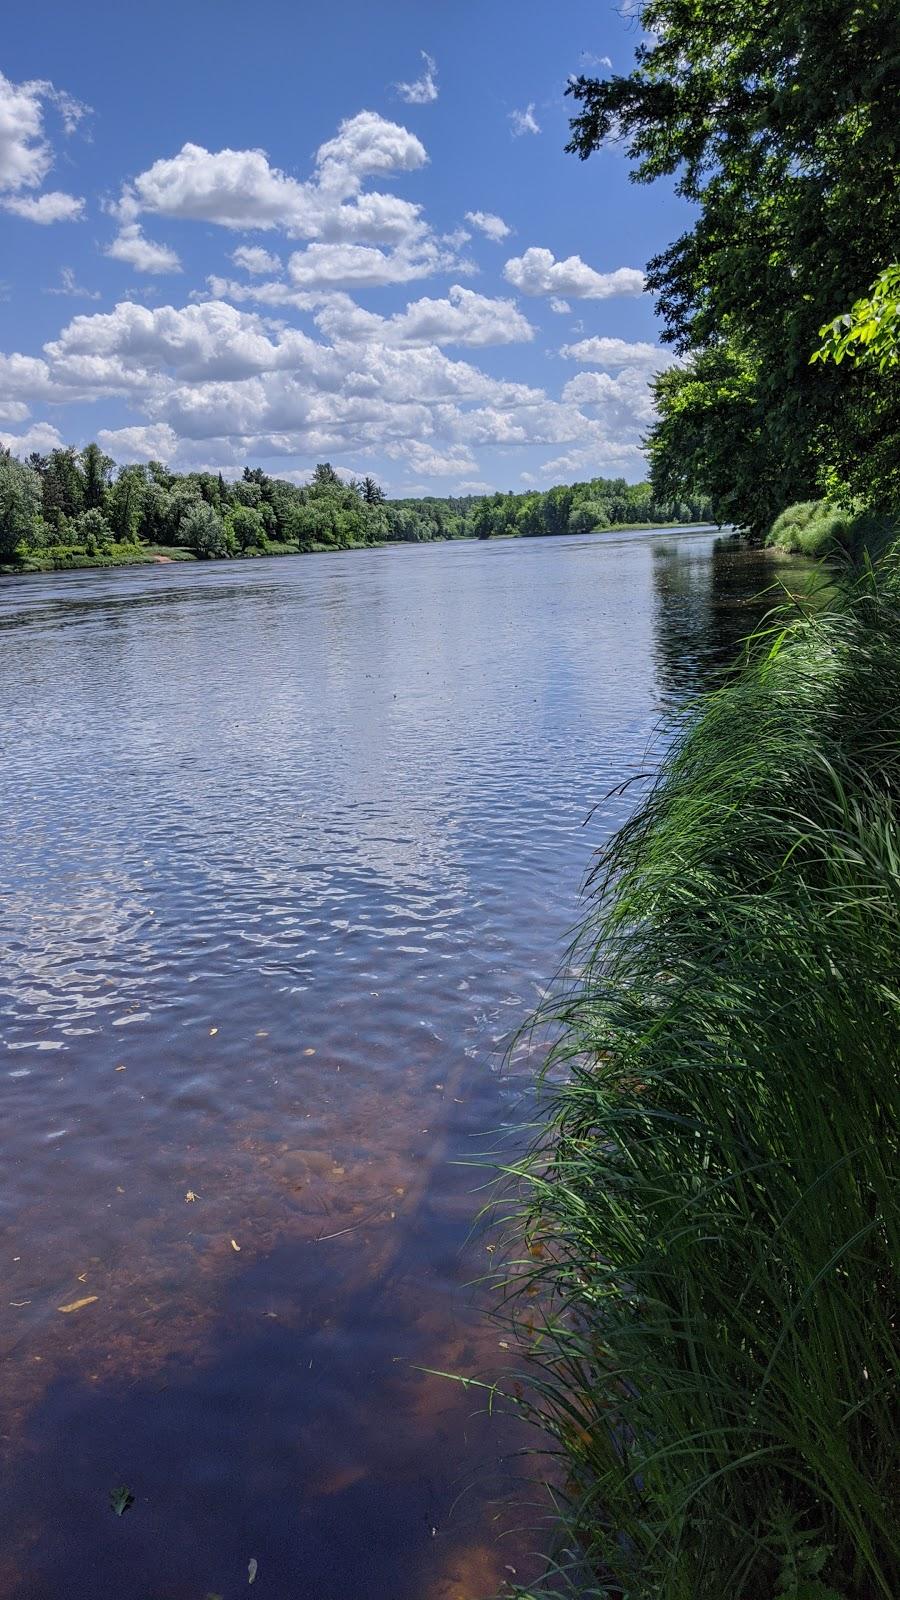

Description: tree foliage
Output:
[0,444,711,568]
[567,0,900,534]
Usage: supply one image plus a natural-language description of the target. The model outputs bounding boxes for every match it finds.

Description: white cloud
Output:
[0,71,55,190]
[504,247,644,300]
[46,266,101,299]
[549,297,571,314]
[115,118,428,247]
[97,422,180,460]
[561,368,659,431]
[315,111,427,191]
[465,209,511,242]
[315,284,534,348]
[0,400,29,422]
[230,245,283,275]
[509,104,540,136]
[286,239,454,289]
[395,52,438,105]
[0,71,88,221]
[105,224,182,274]
[561,335,669,367]
[387,439,476,477]
[2,189,84,223]
[0,421,64,456]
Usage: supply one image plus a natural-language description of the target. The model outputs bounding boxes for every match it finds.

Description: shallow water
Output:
[0,529,784,1599]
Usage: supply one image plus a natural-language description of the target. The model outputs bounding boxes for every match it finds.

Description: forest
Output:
[0,444,711,570]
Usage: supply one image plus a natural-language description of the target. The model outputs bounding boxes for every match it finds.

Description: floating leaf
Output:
[209,1027,218,1036]
[58,1295,98,1314]
[109,1485,134,1517]
[231,1239,241,1252]
[185,1190,199,1203]
[248,1557,258,1584]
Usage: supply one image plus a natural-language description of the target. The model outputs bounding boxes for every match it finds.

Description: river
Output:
[0,529,786,1599]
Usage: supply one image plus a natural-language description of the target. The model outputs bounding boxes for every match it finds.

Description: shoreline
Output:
[0,521,722,580]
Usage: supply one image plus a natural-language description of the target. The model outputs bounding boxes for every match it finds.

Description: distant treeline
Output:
[0,443,712,566]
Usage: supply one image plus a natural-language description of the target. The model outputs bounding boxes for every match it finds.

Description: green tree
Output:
[0,451,42,560]
[226,503,266,552]
[79,443,114,511]
[73,507,113,555]
[181,500,232,559]
[107,465,146,543]
[813,264,900,374]
[567,0,900,530]
[42,447,85,528]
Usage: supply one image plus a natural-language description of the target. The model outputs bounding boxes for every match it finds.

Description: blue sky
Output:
[0,1,688,494]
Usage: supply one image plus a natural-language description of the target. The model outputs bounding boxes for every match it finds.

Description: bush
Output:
[505,556,900,1599]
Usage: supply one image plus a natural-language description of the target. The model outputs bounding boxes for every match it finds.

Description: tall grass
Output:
[502,556,900,1599]
[766,499,896,560]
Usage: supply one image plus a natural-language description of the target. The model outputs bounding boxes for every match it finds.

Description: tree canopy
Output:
[567,0,900,534]
[0,444,711,569]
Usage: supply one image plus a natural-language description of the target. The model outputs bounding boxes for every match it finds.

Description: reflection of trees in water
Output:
[651,535,787,701]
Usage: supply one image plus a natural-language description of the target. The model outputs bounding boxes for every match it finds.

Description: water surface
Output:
[0,530,784,1599]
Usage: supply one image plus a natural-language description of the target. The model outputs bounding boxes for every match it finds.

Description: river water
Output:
[0,529,786,1599]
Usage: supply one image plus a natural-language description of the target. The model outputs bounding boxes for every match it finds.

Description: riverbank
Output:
[0,521,717,578]
[507,553,900,1598]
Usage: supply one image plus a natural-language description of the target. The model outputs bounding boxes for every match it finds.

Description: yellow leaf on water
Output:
[303,1048,316,1056]
[231,1239,241,1252]
[58,1296,98,1314]
[209,1027,218,1036]
[185,1190,198,1203]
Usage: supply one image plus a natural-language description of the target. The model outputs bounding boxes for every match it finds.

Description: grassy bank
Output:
[504,554,900,1599]
[766,500,898,562]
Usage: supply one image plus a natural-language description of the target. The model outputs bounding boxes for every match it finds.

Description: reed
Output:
[501,554,900,1599]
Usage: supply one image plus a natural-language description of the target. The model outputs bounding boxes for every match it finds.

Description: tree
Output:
[566,0,900,530]
[181,500,232,559]
[73,507,113,555]
[42,447,84,527]
[107,465,146,543]
[361,475,385,506]
[813,264,900,374]
[0,452,42,560]
[79,443,114,511]
[226,503,266,552]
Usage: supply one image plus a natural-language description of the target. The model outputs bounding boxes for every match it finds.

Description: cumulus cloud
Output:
[504,247,644,300]
[286,239,454,289]
[394,52,438,105]
[465,209,511,242]
[0,71,88,222]
[113,115,429,250]
[230,244,283,275]
[509,103,540,136]
[105,224,182,274]
[549,297,571,314]
[315,284,534,348]
[2,190,84,223]
[97,422,180,460]
[561,335,670,367]
[0,400,30,422]
[46,266,101,299]
[0,420,65,456]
